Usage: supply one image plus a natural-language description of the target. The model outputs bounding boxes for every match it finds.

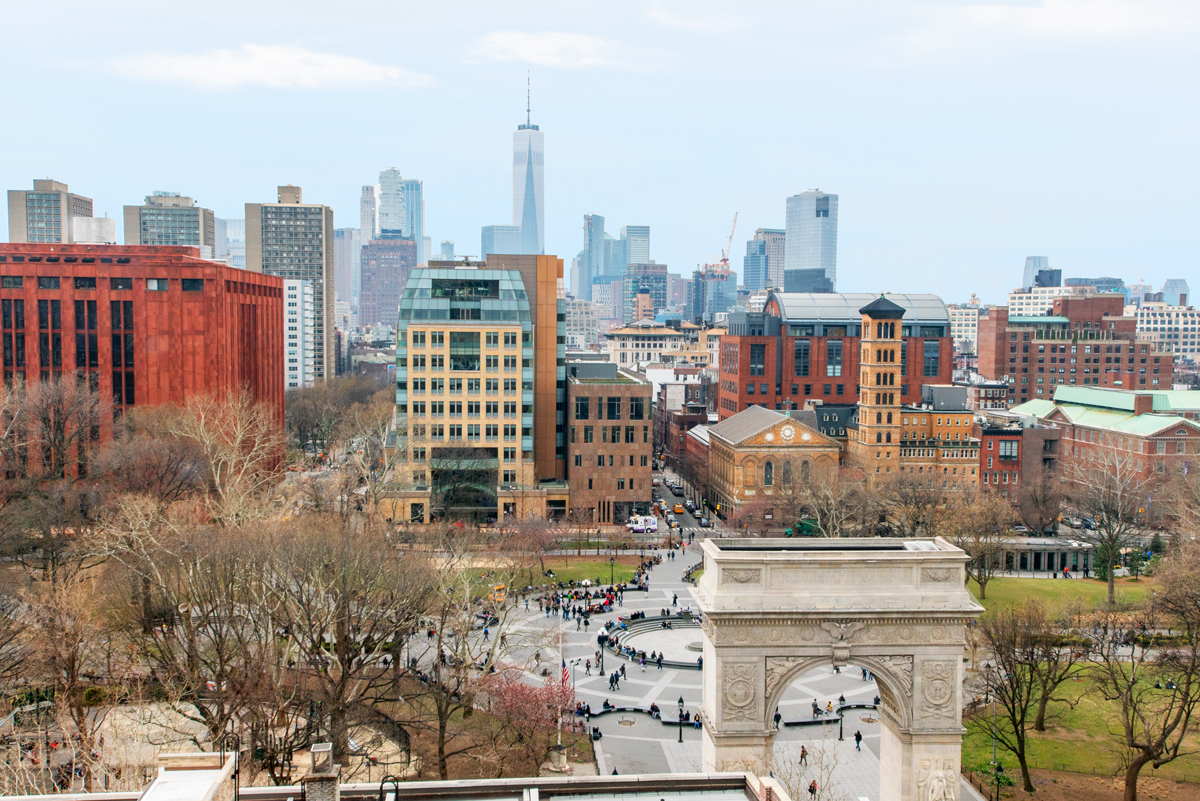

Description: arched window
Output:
[876,412,882,424]
[801,461,811,483]
[876,432,882,443]
[782,462,793,483]
[764,462,774,486]
[887,412,893,424]
[886,432,892,443]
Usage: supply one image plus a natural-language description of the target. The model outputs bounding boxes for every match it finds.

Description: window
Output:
[998,440,1018,459]
[504,331,517,347]
[73,277,97,290]
[826,340,843,376]
[486,331,499,347]
[629,397,645,419]
[147,278,168,291]
[746,384,755,395]
[764,462,774,486]
[1,277,22,289]
[412,331,426,346]
[607,396,621,419]
[625,426,635,443]
[794,339,810,376]
[37,277,60,290]
[430,331,444,346]
[923,340,940,376]
[584,425,593,443]
[749,344,766,375]
[575,397,590,419]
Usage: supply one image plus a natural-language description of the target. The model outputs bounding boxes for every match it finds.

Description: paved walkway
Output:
[512,531,986,801]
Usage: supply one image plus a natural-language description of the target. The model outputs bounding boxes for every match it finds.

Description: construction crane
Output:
[720,212,739,266]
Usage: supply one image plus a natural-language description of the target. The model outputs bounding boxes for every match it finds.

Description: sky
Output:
[2,0,1197,306]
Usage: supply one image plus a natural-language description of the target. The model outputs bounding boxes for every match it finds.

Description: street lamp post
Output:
[985,662,997,764]
[610,556,615,587]
[677,696,685,744]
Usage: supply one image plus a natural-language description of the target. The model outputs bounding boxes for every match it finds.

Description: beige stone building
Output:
[706,406,840,519]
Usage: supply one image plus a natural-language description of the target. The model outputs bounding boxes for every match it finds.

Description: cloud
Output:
[108,44,434,90]
[476,31,659,70]
[644,4,744,32]
[907,0,1193,53]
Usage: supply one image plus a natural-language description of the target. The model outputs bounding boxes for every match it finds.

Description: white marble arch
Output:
[690,538,983,801]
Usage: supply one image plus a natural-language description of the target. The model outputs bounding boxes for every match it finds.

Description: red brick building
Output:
[717,293,954,420]
[0,244,284,428]
[976,295,1174,407]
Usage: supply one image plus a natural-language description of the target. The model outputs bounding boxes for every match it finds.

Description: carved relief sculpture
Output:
[723,663,758,722]
[722,568,762,585]
[921,661,957,717]
[918,759,957,801]
[921,567,957,583]
[873,655,914,697]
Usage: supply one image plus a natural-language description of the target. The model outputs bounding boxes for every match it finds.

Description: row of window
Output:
[408,424,527,441]
[572,454,650,469]
[407,377,522,394]
[569,425,650,444]
[0,276,202,292]
[409,401,523,417]
[573,396,647,421]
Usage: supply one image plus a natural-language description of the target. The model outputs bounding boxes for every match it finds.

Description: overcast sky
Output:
[2,0,1196,305]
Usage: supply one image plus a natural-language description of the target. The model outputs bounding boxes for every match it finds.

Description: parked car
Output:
[1065,516,1083,528]
[685,500,696,512]
[698,517,712,528]
[652,478,661,487]
[1011,525,1031,534]
[1081,517,1097,530]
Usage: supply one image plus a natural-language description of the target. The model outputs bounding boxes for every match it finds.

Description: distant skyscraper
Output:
[743,239,769,292]
[688,265,736,322]
[1034,268,1062,288]
[1162,278,1191,306]
[359,237,417,329]
[621,225,650,265]
[403,179,425,264]
[360,185,377,241]
[754,228,786,288]
[7,179,93,243]
[784,190,838,290]
[1022,256,1050,290]
[604,235,628,276]
[513,85,544,255]
[222,218,246,269]
[580,214,605,300]
[284,279,316,389]
[482,224,522,257]
[378,168,406,237]
[73,216,118,244]
[333,228,362,304]
[783,269,833,293]
[440,240,455,260]
[246,185,335,383]
[123,191,216,256]
[622,263,668,324]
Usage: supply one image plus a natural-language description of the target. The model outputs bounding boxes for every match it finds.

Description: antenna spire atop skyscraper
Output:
[526,71,531,126]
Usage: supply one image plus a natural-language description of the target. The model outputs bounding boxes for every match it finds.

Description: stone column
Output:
[701,652,773,773]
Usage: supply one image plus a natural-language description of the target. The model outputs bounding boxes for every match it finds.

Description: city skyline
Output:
[1,2,1196,305]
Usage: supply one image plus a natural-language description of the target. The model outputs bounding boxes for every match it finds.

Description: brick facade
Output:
[0,243,284,430]
[566,373,653,524]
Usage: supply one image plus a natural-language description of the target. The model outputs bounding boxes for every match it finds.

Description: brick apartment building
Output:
[977,295,1174,407]
[1008,386,1200,519]
[0,244,284,430]
[718,293,953,420]
[566,367,653,524]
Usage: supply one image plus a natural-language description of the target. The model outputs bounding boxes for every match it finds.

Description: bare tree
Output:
[942,488,1011,600]
[1019,459,1064,534]
[266,514,434,761]
[409,524,557,779]
[977,600,1055,793]
[732,494,774,537]
[336,398,412,514]
[1090,544,1200,801]
[876,474,947,537]
[801,472,864,538]
[1070,453,1153,604]
[163,391,284,526]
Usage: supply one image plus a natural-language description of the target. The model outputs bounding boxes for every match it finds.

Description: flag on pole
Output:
[562,659,570,687]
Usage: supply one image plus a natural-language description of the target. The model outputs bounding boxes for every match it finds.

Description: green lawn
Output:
[963,682,1200,783]
[491,555,640,589]
[968,576,1152,612]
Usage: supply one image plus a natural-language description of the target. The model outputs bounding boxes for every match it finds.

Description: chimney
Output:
[301,743,340,801]
[1133,394,1153,416]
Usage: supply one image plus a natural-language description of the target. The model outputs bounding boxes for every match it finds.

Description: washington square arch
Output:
[691,538,982,801]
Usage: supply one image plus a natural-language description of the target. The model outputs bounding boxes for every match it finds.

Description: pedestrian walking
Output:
[854,730,862,751]
[483,627,489,640]
[799,745,808,766]
[811,700,820,718]
[861,668,868,681]
[586,659,591,675]
[657,654,663,670]
[773,708,782,728]
[807,780,817,799]
[621,665,627,679]
[640,657,646,672]
[577,617,581,631]
[673,593,678,606]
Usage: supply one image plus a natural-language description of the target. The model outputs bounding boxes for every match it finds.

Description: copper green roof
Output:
[1015,394,1200,437]
[1052,385,1200,412]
